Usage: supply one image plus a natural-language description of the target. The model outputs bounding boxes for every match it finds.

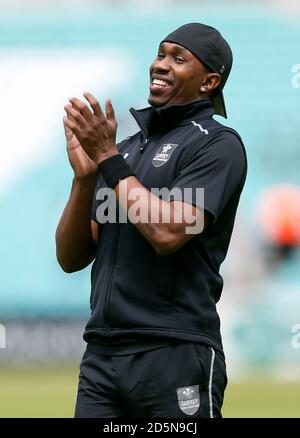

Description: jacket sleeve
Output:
[169,131,247,224]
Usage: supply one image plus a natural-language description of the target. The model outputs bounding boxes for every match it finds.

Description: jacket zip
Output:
[103,135,150,337]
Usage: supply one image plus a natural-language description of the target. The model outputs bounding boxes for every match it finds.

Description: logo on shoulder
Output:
[152,143,178,167]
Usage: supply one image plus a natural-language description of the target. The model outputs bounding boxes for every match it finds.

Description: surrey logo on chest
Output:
[152,143,178,167]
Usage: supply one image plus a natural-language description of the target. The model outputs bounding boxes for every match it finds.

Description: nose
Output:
[152,57,171,74]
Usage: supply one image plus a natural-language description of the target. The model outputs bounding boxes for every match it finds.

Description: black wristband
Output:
[97,154,135,189]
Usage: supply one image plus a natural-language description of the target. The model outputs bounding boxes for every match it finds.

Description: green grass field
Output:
[0,367,299,418]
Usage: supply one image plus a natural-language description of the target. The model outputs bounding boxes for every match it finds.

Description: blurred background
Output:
[0,0,300,418]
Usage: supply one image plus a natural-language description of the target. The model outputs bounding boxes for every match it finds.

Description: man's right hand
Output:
[63,116,98,180]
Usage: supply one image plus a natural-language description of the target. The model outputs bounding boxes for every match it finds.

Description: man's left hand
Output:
[64,92,118,165]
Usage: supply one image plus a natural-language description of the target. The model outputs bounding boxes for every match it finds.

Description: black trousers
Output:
[75,341,227,418]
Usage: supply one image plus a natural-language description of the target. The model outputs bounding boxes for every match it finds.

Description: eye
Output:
[157,53,164,60]
[175,56,185,63]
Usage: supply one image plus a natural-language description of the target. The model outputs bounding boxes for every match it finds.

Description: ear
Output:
[201,73,221,93]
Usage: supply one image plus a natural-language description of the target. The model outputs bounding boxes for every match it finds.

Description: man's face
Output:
[148,42,207,107]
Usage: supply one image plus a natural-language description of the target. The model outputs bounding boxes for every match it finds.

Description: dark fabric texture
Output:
[86,99,247,356]
[97,153,135,189]
[75,341,227,418]
[86,335,177,356]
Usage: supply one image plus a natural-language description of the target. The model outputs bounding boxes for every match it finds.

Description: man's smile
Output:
[149,75,173,94]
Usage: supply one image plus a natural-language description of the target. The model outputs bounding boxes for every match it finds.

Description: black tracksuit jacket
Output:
[85,99,247,354]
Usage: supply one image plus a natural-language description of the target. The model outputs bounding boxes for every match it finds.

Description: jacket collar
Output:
[129,99,214,139]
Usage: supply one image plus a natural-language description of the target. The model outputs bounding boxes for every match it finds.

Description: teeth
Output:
[153,79,168,86]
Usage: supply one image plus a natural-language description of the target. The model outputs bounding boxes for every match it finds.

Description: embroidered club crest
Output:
[176,385,200,416]
[152,143,178,167]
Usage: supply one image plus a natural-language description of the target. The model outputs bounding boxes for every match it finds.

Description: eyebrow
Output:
[158,43,191,56]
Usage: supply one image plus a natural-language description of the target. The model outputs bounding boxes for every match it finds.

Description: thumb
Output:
[105,99,116,124]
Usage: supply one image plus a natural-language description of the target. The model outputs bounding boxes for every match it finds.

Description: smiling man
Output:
[56,23,247,418]
[149,43,218,108]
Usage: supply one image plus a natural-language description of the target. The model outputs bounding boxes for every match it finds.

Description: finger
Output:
[68,97,93,121]
[63,115,81,138]
[105,99,116,123]
[63,115,71,135]
[63,116,75,140]
[68,113,77,125]
[83,91,104,118]
[64,104,87,128]
[63,116,77,145]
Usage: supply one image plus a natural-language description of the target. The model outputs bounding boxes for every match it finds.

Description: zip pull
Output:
[140,138,149,152]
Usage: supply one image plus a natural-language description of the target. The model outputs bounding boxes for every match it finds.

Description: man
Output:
[56,22,247,418]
